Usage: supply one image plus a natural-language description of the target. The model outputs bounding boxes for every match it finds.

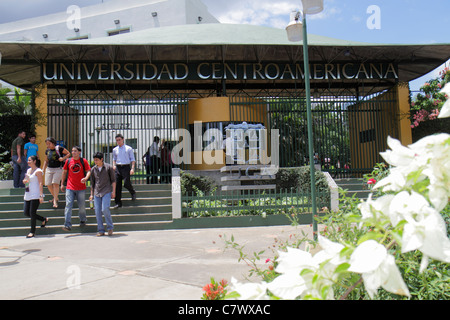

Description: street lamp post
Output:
[286,0,324,240]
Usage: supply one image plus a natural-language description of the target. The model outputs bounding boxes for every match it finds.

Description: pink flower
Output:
[367,178,377,185]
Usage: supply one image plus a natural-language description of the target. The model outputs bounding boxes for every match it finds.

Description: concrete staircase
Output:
[334,178,370,201]
[220,165,276,191]
[0,184,173,237]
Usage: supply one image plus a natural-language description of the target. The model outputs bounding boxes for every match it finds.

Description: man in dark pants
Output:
[112,134,136,209]
[11,130,27,188]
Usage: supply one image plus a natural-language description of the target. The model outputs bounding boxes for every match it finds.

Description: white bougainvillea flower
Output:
[374,169,409,192]
[348,240,410,299]
[271,238,348,300]
[388,191,436,226]
[275,247,317,275]
[266,272,307,299]
[439,83,450,118]
[317,236,345,256]
[376,134,450,210]
[359,194,394,224]
[380,136,417,167]
[229,277,269,300]
[411,134,450,211]
[402,210,450,271]
[315,235,346,266]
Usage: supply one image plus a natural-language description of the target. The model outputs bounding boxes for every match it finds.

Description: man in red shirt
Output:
[61,146,91,232]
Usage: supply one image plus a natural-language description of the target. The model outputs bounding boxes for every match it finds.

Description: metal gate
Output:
[47,92,188,184]
[47,89,398,181]
[230,90,398,177]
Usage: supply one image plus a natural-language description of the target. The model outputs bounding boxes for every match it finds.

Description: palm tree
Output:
[13,88,32,115]
[0,88,13,114]
[0,87,32,115]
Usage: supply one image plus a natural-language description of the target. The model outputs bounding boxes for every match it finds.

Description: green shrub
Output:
[180,171,217,196]
[0,151,13,180]
[275,167,331,206]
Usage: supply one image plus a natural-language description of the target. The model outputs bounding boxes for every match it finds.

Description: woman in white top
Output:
[23,156,47,238]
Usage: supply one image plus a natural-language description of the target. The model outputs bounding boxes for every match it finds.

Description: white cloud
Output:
[209,0,340,28]
[351,15,362,23]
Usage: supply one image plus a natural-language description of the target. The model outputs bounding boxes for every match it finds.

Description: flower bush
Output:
[202,278,228,300]
[410,66,450,128]
[221,129,450,300]
[0,151,13,181]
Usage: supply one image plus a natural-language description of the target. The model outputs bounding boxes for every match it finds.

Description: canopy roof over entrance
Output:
[1,23,449,96]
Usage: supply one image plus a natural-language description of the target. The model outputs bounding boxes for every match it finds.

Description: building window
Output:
[108,28,131,37]
[359,128,376,143]
[67,35,89,41]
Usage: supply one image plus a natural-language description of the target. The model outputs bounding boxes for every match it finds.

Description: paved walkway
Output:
[0,225,313,300]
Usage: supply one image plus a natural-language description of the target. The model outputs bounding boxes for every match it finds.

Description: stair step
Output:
[334,178,370,200]
[0,189,172,203]
[0,183,171,195]
[0,197,172,210]
[0,212,172,227]
[0,184,174,237]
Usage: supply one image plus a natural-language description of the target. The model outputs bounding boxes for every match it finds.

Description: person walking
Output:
[142,147,151,184]
[84,152,116,236]
[61,146,91,232]
[11,130,27,188]
[23,156,48,238]
[160,140,172,183]
[42,137,70,208]
[24,134,39,162]
[149,136,160,184]
[112,134,136,208]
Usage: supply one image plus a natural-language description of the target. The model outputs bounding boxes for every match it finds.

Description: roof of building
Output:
[0,23,449,95]
[0,23,400,46]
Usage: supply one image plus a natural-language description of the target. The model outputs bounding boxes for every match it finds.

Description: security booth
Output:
[1,23,450,182]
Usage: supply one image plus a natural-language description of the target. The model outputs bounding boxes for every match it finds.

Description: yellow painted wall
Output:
[396,82,413,146]
[181,97,268,170]
[188,97,231,123]
[34,84,48,167]
[349,83,412,174]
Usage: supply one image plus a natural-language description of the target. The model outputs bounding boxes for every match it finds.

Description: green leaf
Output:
[320,286,330,300]
[335,263,351,274]
[300,268,314,276]
[225,291,241,300]
[357,232,383,245]
[340,247,353,259]
[312,274,319,285]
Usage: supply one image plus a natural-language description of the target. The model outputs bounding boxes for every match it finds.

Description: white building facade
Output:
[0,0,219,169]
[0,0,218,42]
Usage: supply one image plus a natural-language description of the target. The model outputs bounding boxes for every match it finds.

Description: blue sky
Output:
[202,0,450,91]
[1,0,449,91]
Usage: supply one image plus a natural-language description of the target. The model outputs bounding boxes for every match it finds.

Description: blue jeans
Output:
[64,189,87,229]
[94,193,113,233]
[12,155,27,188]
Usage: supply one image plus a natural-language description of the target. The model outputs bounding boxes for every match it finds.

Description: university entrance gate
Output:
[45,87,400,182]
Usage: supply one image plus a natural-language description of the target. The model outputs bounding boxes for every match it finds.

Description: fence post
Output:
[323,172,339,212]
[172,168,182,219]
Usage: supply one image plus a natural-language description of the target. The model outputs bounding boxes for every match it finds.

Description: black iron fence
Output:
[45,89,398,183]
[231,91,398,178]
[182,188,330,218]
[47,92,187,184]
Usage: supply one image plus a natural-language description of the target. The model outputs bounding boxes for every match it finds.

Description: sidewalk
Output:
[0,225,312,300]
